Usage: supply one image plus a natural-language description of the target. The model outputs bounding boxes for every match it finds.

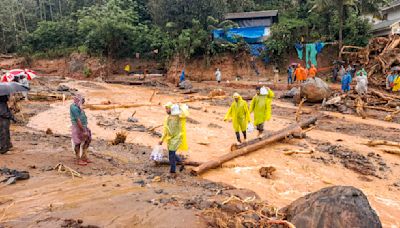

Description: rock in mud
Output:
[57,85,71,92]
[178,80,193,90]
[300,77,331,102]
[259,166,276,179]
[281,186,382,228]
[282,87,300,98]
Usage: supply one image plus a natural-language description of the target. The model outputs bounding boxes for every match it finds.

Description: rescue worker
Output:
[295,64,307,83]
[308,64,317,78]
[341,71,352,92]
[249,86,274,137]
[224,93,250,144]
[159,103,188,175]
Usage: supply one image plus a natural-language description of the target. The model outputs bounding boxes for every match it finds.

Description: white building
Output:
[372,0,400,36]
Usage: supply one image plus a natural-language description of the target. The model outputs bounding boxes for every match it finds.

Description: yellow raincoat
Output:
[124,65,131,73]
[249,90,275,126]
[224,96,251,132]
[393,76,400,92]
[161,105,188,152]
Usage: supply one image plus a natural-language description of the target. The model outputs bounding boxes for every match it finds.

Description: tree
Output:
[310,0,388,50]
[148,0,227,32]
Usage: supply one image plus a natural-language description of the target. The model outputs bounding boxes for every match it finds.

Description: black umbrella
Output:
[0,82,29,96]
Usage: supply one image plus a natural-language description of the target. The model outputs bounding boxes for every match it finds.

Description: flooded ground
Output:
[20,79,400,227]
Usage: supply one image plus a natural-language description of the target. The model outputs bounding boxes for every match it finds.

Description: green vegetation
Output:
[0,0,391,64]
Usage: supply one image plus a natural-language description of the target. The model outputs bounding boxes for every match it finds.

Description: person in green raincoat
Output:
[224,93,251,144]
[159,103,188,174]
[249,86,274,137]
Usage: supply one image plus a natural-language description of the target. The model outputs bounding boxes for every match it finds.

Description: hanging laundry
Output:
[305,43,318,68]
[295,43,304,60]
[316,42,325,54]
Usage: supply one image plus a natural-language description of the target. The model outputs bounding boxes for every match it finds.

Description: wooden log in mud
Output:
[232,116,318,151]
[179,95,226,103]
[105,79,146,85]
[382,149,400,156]
[191,116,318,175]
[364,140,400,148]
[155,160,202,167]
[28,92,69,101]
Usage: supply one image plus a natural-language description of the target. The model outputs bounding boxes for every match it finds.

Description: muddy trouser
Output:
[288,75,293,84]
[235,131,247,143]
[256,123,264,133]
[0,118,12,154]
[169,151,182,173]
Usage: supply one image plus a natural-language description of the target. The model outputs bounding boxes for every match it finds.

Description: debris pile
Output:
[343,35,400,87]
[323,90,400,120]
[0,168,30,185]
[202,196,293,228]
[112,131,127,145]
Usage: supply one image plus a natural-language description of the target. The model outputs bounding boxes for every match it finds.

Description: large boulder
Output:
[281,186,382,228]
[300,77,331,102]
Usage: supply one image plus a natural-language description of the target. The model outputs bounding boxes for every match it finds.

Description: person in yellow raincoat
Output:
[224,93,251,143]
[250,86,274,137]
[393,75,400,92]
[159,103,188,174]
[124,64,131,75]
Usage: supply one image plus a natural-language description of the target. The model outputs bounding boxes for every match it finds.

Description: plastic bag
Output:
[150,145,164,162]
[247,123,255,133]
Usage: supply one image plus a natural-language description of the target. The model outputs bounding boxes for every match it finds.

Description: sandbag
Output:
[281,186,382,228]
[300,77,331,102]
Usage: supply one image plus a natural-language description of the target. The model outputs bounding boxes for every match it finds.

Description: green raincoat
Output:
[249,90,275,126]
[224,96,251,132]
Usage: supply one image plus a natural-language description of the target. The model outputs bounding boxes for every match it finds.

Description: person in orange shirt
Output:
[295,64,307,83]
[308,64,317,78]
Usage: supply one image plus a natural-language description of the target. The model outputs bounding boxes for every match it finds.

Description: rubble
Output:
[342,35,400,87]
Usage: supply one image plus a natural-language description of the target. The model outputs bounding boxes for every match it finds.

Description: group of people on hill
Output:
[287,64,318,84]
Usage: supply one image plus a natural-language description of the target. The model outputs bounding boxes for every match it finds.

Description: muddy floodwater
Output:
[26,81,400,227]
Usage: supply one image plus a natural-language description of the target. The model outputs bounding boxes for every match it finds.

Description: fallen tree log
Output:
[381,149,400,156]
[179,95,226,103]
[384,109,400,122]
[364,106,396,112]
[364,140,400,148]
[28,92,70,101]
[191,116,318,175]
[284,149,314,156]
[155,160,202,167]
[232,117,318,151]
[85,103,158,111]
[105,79,146,85]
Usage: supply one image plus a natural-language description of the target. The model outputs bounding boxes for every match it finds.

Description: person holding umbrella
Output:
[0,95,14,154]
[0,82,28,154]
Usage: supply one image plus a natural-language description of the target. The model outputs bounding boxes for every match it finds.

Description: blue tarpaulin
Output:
[213,26,269,44]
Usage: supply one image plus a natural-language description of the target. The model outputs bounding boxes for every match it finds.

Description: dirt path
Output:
[2,78,400,227]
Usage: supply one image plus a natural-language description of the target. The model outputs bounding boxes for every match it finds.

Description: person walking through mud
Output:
[0,95,14,154]
[224,93,250,144]
[250,86,274,137]
[70,94,92,166]
[159,103,188,176]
